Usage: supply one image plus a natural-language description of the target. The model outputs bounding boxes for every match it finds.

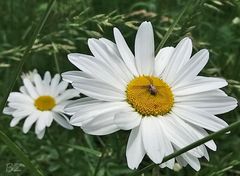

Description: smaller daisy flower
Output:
[3,70,79,139]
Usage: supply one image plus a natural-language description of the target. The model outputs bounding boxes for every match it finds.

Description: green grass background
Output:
[0,0,240,175]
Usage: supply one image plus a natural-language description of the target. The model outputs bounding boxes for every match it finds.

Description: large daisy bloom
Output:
[62,21,237,170]
[3,70,79,139]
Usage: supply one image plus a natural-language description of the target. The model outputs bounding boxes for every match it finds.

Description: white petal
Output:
[3,107,15,115]
[190,124,217,151]
[174,89,227,102]
[170,114,208,156]
[176,150,200,170]
[162,37,192,84]
[56,89,79,103]
[12,109,33,118]
[135,21,154,75]
[141,117,165,163]
[81,110,120,135]
[8,102,34,110]
[160,130,175,169]
[43,71,51,85]
[175,94,237,115]
[53,101,69,113]
[154,47,174,76]
[19,86,28,95]
[114,111,141,130]
[88,38,130,84]
[202,104,237,115]
[53,112,73,130]
[68,53,125,91]
[35,113,47,134]
[126,126,145,169]
[37,128,46,140]
[50,74,60,95]
[180,152,201,171]
[45,112,54,127]
[159,115,201,157]
[56,81,69,94]
[10,116,27,127]
[38,111,54,128]
[70,102,129,126]
[173,76,228,96]
[99,38,133,81]
[113,28,138,76]
[33,74,45,95]
[23,78,39,98]
[171,49,209,87]
[35,111,54,128]
[202,145,209,161]
[158,121,175,169]
[8,92,33,104]
[99,38,119,53]
[72,79,124,101]
[51,74,60,87]
[62,71,92,83]
[176,155,188,167]
[64,97,101,115]
[22,112,40,133]
[173,105,228,132]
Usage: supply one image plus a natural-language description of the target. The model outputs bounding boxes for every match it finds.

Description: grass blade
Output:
[66,144,102,157]
[0,129,44,176]
[130,120,240,176]
[52,42,61,73]
[93,149,107,176]
[155,0,193,52]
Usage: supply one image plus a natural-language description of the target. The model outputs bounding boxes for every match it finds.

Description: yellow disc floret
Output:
[126,76,174,117]
[34,96,56,111]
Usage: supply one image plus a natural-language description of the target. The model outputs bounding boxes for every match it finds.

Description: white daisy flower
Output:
[62,21,237,170]
[3,70,79,139]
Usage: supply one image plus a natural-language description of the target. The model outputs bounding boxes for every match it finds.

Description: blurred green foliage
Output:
[0,0,239,175]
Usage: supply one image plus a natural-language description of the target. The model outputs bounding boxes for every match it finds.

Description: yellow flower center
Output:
[126,76,174,117]
[34,96,56,111]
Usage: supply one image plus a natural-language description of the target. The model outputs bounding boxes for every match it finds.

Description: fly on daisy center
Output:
[126,76,174,116]
[34,96,56,111]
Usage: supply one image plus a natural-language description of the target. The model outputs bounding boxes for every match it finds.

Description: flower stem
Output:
[130,120,240,176]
